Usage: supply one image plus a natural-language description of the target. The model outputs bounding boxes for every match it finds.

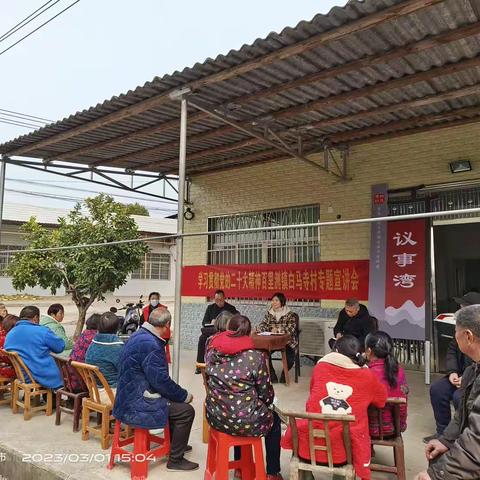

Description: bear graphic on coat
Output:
[320,381,353,415]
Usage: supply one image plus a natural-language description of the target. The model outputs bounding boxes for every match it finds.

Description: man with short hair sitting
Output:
[329,298,375,350]
[4,305,64,389]
[415,305,480,479]
[113,308,198,472]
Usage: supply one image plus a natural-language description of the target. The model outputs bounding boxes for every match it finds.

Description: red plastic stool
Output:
[108,420,170,480]
[205,428,266,480]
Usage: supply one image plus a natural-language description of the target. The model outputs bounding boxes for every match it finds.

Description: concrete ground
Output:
[0,347,439,480]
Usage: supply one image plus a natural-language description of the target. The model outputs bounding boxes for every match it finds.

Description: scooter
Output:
[112,295,144,335]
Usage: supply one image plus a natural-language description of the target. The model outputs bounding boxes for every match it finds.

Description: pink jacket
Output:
[368,358,408,437]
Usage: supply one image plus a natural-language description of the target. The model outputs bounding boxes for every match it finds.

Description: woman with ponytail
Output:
[282,335,387,480]
[365,331,409,437]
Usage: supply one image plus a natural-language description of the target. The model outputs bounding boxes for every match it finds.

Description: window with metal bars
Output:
[131,252,170,280]
[208,205,320,265]
[0,245,23,277]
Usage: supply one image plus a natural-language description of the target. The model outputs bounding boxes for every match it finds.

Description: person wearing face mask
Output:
[141,292,171,362]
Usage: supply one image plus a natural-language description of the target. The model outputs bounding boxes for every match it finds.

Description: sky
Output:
[0,0,344,216]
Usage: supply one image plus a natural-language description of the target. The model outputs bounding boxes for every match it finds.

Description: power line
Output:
[0,109,52,123]
[0,0,61,44]
[5,188,177,212]
[0,0,81,58]
[2,205,480,256]
[6,177,179,205]
[0,118,38,129]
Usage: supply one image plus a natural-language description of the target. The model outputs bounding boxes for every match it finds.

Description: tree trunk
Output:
[74,304,87,338]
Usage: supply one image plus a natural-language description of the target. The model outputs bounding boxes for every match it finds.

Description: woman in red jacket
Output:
[141,292,171,363]
[282,335,387,480]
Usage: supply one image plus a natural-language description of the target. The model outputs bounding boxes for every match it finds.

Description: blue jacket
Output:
[113,325,188,429]
[4,320,65,389]
[85,333,124,388]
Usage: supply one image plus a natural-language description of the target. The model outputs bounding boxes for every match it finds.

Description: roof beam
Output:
[329,105,480,143]
[139,83,480,169]
[349,114,480,146]
[189,116,480,176]
[53,20,480,164]
[187,97,341,177]
[6,0,446,157]
[110,54,480,170]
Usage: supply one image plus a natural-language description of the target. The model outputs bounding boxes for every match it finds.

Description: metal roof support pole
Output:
[0,158,5,245]
[172,94,188,383]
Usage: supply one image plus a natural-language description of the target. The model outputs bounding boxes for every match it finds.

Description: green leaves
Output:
[8,194,149,333]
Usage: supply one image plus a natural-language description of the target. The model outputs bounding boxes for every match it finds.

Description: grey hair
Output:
[456,305,480,339]
[345,298,360,308]
[214,310,234,332]
[149,308,171,328]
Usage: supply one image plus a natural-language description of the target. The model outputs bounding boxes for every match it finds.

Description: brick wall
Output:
[178,122,480,347]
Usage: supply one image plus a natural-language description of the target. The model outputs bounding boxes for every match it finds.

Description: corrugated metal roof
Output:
[2,0,480,175]
[1,204,176,234]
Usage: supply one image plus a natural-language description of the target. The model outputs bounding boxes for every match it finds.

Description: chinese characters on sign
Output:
[391,232,419,287]
[384,219,426,341]
[183,261,369,300]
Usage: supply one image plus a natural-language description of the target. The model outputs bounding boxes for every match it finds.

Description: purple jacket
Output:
[68,329,97,392]
[368,358,408,437]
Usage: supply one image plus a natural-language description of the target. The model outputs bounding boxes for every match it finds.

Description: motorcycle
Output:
[112,295,144,335]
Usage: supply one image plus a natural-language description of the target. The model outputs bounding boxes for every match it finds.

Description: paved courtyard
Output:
[0,345,439,480]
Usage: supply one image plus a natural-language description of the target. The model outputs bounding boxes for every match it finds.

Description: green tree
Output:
[124,202,150,216]
[8,194,148,337]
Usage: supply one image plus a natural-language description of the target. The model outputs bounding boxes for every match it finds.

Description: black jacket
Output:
[429,363,480,479]
[333,304,374,348]
[202,301,237,327]
[445,339,472,376]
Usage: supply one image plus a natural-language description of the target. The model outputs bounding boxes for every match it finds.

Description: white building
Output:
[0,204,177,298]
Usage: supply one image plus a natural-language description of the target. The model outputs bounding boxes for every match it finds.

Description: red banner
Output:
[182,261,369,300]
[384,219,426,340]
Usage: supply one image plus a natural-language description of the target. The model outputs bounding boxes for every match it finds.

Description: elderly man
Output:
[4,305,64,389]
[329,298,374,350]
[416,304,480,480]
[423,292,480,443]
[113,307,198,472]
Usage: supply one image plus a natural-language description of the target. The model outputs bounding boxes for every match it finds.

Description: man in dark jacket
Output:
[423,291,480,443]
[415,305,480,480]
[195,289,237,370]
[113,308,198,472]
[424,339,472,442]
[330,298,374,350]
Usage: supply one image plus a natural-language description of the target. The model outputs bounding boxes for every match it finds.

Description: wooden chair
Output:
[369,397,407,480]
[71,361,115,449]
[0,375,13,406]
[0,349,53,420]
[51,353,88,432]
[196,361,210,444]
[283,410,356,480]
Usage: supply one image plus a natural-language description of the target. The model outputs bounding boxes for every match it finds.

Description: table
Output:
[252,333,291,386]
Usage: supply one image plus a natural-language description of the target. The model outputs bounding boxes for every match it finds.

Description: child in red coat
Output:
[282,335,387,480]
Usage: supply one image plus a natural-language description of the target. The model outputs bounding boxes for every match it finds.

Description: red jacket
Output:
[142,304,171,363]
[282,352,387,480]
[0,325,15,378]
[367,358,408,437]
